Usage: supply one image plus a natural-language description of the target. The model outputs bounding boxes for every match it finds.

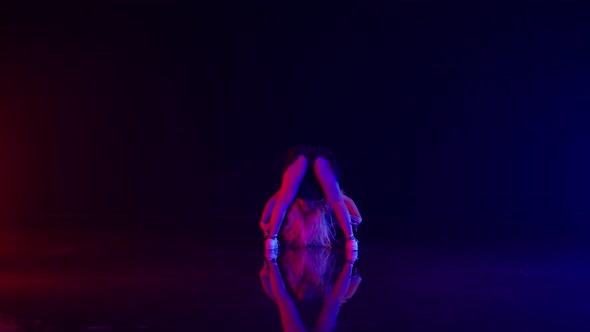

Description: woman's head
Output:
[281,198,335,247]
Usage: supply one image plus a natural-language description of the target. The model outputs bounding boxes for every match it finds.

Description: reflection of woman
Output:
[259,248,361,332]
[260,145,362,250]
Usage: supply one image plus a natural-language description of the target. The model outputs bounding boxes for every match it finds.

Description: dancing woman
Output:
[260,145,362,250]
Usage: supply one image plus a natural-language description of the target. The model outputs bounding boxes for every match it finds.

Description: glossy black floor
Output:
[0,219,588,332]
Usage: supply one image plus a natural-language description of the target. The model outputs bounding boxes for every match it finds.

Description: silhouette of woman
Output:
[260,145,362,250]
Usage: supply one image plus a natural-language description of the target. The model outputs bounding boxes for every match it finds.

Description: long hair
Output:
[280,198,336,247]
[281,247,337,300]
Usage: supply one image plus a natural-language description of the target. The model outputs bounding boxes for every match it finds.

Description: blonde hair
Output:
[281,198,336,247]
[281,189,344,248]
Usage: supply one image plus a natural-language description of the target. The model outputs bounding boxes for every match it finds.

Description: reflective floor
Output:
[0,221,589,331]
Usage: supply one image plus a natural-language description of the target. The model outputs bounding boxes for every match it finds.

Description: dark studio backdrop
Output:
[1,4,589,241]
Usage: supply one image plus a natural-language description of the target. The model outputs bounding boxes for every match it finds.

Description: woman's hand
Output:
[350,215,362,232]
[343,194,362,232]
[260,220,270,237]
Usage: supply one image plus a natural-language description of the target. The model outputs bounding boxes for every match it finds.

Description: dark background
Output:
[1,3,589,240]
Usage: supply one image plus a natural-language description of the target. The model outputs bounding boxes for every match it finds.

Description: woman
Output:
[260,145,362,250]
